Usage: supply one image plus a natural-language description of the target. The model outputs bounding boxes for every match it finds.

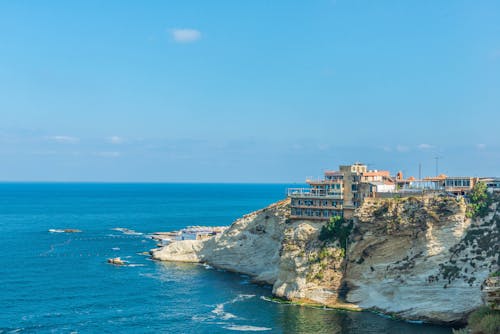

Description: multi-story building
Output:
[289,163,497,221]
[443,177,478,195]
[288,163,393,220]
[482,177,500,193]
[288,178,344,221]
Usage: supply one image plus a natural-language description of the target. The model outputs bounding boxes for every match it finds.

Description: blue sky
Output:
[0,1,499,182]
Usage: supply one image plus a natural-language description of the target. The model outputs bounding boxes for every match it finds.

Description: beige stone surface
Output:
[345,196,499,323]
[152,194,500,324]
[151,239,203,262]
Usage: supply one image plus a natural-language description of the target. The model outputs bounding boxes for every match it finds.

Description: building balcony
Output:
[306,179,343,185]
[289,215,330,221]
[444,186,473,192]
[287,188,343,199]
[291,204,343,210]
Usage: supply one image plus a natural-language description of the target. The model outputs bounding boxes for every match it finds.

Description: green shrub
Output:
[468,306,500,334]
[476,314,500,334]
[318,216,353,251]
[467,182,492,218]
[468,306,493,327]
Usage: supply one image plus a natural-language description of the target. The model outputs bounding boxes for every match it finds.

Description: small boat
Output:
[107,257,126,265]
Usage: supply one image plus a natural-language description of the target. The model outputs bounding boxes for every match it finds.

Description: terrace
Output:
[287,188,343,199]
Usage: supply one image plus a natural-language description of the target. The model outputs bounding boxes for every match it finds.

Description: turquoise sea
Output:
[0,183,453,333]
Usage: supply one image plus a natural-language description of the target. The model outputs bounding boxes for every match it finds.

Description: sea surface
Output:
[0,183,454,333]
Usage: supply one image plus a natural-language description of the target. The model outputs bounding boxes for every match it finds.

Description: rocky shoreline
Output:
[151,195,500,325]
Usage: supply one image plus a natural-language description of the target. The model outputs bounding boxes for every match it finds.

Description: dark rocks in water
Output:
[48,229,82,233]
[107,257,125,265]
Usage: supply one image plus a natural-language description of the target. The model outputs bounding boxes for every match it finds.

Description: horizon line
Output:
[0,180,306,185]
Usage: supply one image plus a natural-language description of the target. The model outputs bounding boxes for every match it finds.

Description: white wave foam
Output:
[223,325,272,331]
[208,294,256,322]
[111,227,143,235]
[260,296,280,304]
[211,304,237,320]
[48,229,65,233]
[232,294,255,302]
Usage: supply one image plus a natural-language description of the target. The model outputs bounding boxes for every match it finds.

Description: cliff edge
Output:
[151,194,500,324]
[345,195,499,323]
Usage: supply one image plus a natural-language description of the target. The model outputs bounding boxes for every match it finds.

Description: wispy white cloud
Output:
[94,151,121,158]
[169,28,201,43]
[107,136,125,144]
[32,150,58,156]
[380,146,392,152]
[47,135,79,144]
[379,145,411,153]
[417,143,435,151]
[396,145,410,153]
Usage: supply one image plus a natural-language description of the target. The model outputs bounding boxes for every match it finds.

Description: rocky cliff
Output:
[345,195,499,323]
[152,199,290,284]
[151,194,500,324]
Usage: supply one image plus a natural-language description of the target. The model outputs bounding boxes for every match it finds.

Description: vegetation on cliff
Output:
[461,306,500,334]
[318,216,353,251]
[467,182,493,219]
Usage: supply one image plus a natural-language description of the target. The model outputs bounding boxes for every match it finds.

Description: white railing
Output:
[287,188,343,198]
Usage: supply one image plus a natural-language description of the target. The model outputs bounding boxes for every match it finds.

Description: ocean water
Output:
[0,183,453,334]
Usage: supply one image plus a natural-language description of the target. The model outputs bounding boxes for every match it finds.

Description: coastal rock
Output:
[273,221,346,307]
[152,194,500,324]
[345,196,499,324]
[151,240,203,263]
[152,199,289,283]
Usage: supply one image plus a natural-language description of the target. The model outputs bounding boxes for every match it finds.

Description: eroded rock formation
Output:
[151,194,500,324]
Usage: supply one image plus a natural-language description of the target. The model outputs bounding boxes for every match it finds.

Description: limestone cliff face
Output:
[152,199,289,284]
[345,196,499,323]
[272,220,346,306]
[151,199,344,305]
[151,194,500,324]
